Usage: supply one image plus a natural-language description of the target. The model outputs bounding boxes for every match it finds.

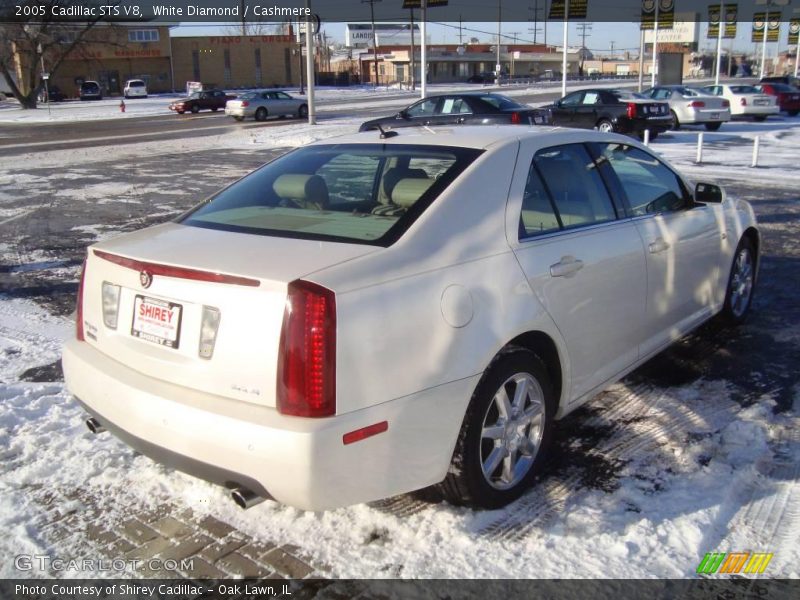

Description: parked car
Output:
[641,85,731,130]
[224,90,308,121]
[760,75,800,88]
[124,79,148,99]
[38,85,66,103]
[359,93,549,132]
[63,126,759,511]
[756,82,800,117]
[79,81,103,101]
[169,89,236,114]
[546,88,671,139]
[701,84,779,121]
[466,72,495,84]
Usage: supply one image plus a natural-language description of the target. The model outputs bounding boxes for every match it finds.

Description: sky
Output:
[171,20,798,57]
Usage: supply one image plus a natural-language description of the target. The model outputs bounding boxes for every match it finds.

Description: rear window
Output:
[479,94,523,109]
[180,144,483,246]
[81,82,99,91]
[730,85,759,94]
[128,80,145,87]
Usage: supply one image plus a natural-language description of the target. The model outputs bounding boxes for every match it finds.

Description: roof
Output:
[309,125,622,151]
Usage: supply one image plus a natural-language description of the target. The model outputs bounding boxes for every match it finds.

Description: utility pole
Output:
[363,0,382,88]
[577,22,592,76]
[610,40,615,57]
[458,16,463,45]
[409,8,415,90]
[496,0,502,86]
[528,0,541,45]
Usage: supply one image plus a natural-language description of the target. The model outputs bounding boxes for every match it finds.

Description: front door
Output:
[550,91,583,126]
[511,141,647,402]
[594,142,722,357]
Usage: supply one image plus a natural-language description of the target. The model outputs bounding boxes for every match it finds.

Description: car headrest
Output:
[382,167,429,202]
[272,174,329,209]
[390,177,434,208]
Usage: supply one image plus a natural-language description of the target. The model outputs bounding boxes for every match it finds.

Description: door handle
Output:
[648,238,671,254]
[549,256,584,278]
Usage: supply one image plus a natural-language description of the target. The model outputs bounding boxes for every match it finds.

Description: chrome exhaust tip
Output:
[85,417,106,435]
[231,487,265,510]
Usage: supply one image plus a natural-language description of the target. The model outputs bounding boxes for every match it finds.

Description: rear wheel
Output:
[670,110,680,130]
[190,104,200,114]
[255,107,268,121]
[705,122,722,131]
[788,110,799,117]
[297,104,308,119]
[596,119,614,133]
[233,116,244,122]
[438,348,555,509]
[720,237,756,326]
[753,115,767,122]
[211,107,219,112]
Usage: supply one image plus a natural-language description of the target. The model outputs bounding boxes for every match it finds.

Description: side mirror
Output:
[397,110,409,119]
[554,100,562,108]
[695,182,723,204]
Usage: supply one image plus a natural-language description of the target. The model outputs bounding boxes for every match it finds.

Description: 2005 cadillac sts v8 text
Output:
[62,126,759,511]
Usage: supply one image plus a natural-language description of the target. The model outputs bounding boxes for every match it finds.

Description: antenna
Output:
[376,124,398,139]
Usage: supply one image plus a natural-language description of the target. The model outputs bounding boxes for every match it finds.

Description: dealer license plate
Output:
[131,295,183,349]
[710,112,719,119]
[754,99,769,105]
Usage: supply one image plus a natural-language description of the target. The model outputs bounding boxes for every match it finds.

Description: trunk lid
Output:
[80,223,377,407]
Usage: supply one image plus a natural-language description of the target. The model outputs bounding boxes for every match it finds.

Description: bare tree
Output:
[0,1,113,109]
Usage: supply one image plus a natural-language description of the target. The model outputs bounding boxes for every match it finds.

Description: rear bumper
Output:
[225,106,253,118]
[732,105,779,116]
[62,339,474,510]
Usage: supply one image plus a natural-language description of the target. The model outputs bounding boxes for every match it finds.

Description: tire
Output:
[719,237,756,326]
[438,348,556,509]
[596,119,614,133]
[211,107,219,112]
[297,104,308,119]
[255,107,268,121]
[753,115,767,122]
[670,110,680,130]
[705,122,722,131]
[177,110,185,114]
[190,104,200,114]
[788,110,799,117]
[233,116,244,122]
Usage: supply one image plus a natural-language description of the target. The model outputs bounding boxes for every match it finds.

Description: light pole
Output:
[496,0,502,86]
[651,0,659,87]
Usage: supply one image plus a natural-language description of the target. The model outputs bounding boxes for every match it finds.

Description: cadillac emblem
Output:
[140,270,153,289]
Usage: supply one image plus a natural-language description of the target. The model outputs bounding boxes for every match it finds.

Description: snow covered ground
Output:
[1,114,798,579]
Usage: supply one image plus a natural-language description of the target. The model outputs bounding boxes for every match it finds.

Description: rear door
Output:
[594,142,723,356]
[550,91,583,126]
[574,90,602,128]
[510,141,647,402]
[433,95,474,125]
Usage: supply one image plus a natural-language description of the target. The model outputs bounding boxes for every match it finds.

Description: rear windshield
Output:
[239,92,258,100]
[730,85,759,94]
[765,83,794,92]
[180,144,483,246]
[610,90,645,100]
[128,80,145,87]
[82,82,99,91]
[479,94,523,109]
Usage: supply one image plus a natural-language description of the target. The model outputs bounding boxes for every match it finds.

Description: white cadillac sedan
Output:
[63,127,759,511]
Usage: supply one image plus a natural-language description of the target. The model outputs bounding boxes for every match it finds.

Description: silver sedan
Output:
[225,90,308,122]
[642,85,731,131]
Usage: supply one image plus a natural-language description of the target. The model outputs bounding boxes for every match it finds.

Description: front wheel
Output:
[255,107,268,121]
[211,107,219,112]
[438,348,555,509]
[190,104,200,114]
[297,104,308,119]
[719,238,756,326]
[788,110,799,117]
[753,115,767,122]
[233,116,244,122]
[705,122,722,131]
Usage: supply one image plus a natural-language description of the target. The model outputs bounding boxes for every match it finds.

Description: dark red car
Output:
[169,89,236,114]
[756,83,800,117]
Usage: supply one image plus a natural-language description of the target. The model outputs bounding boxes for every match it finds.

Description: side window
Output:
[598,143,690,216]
[440,97,471,114]
[519,163,560,239]
[276,92,292,99]
[316,153,381,207]
[534,144,618,228]
[560,92,583,106]
[582,91,600,105]
[406,98,439,117]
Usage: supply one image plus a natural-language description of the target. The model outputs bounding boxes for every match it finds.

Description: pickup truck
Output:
[169,89,236,114]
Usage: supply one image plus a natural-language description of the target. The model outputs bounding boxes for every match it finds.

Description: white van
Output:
[124,79,148,99]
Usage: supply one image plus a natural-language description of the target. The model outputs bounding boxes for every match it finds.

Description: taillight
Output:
[689,101,705,108]
[510,112,521,124]
[739,98,747,106]
[101,281,121,329]
[722,100,730,108]
[241,100,249,107]
[76,260,87,341]
[277,280,336,418]
[198,306,221,359]
[626,102,637,119]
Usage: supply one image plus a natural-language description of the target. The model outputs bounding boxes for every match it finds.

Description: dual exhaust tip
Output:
[84,416,266,510]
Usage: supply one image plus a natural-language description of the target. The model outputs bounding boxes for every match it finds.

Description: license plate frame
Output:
[710,112,720,120]
[131,295,183,349]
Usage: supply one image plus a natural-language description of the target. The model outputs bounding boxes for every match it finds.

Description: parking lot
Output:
[1,89,799,578]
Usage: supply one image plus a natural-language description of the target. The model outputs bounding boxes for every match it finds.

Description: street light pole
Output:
[496,0,502,86]
[305,0,315,124]
[421,0,427,98]
[714,1,724,86]
[651,0,659,87]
